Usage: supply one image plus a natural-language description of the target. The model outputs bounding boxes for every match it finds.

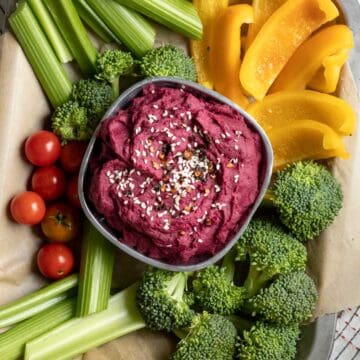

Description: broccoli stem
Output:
[221,250,236,282]
[227,315,253,332]
[243,266,270,297]
[112,78,120,99]
[261,189,276,208]
[167,273,188,302]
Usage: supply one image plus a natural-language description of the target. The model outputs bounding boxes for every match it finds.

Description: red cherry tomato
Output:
[31,166,67,201]
[67,175,81,208]
[25,131,61,166]
[37,243,74,279]
[60,141,87,173]
[10,191,46,225]
[41,203,80,242]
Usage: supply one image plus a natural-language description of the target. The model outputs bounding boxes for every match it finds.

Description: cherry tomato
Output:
[10,191,46,225]
[67,175,81,208]
[37,243,74,279]
[25,131,61,166]
[31,166,67,201]
[60,141,87,173]
[41,203,80,242]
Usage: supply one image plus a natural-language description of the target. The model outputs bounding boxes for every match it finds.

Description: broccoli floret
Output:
[237,219,307,296]
[267,161,343,241]
[71,79,114,122]
[245,271,318,325]
[171,312,237,360]
[136,268,194,332]
[139,45,197,81]
[95,49,134,98]
[51,101,93,142]
[236,320,300,360]
[192,251,247,315]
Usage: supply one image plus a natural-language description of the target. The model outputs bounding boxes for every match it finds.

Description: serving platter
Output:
[1,0,360,359]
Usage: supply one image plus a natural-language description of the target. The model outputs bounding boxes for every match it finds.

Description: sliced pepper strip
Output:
[268,120,349,170]
[308,49,350,93]
[210,4,253,108]
[240,0,339,101]
[270,25,354,93]
[190,0,229,88]
[248,90,356,136]
[245,0,286,51]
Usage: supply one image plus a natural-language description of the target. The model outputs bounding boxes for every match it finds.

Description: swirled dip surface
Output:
[89,85,263,264]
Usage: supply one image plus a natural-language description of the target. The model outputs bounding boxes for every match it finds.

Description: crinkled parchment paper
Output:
[0,20,359,358]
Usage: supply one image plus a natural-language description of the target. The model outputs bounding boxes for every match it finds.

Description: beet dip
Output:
[88,85,264,264]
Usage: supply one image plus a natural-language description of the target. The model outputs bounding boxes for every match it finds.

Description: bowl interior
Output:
[78,77,273,271]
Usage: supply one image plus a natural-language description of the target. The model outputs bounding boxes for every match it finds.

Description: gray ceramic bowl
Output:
[78,77,273,271]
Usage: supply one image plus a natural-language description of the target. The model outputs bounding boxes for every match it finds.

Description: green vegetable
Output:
[87,0,155,58]
[171,312,237,360]
[244,272,318,325]
[136,268,194,331]
[95,49,135,98]
[114,0,203,40]
[24,284,145,360]
[0,274,77,328]
[71,79,114,121]
[73,0,119,44]
[76,221,115,316]
[51,101,92,142]
[43,0,98,76]
[236,320,300,360]
[28,0,73,63]
[236,218,307,297]
[9,2,72,108]
[192,250,247,315]
[0,298,76,360]
[266,161,343,241]
[140,45,197,81]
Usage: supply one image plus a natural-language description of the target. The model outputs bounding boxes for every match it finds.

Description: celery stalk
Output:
[87,0,155,58]
[28,0,73,63]
[25,284,145,360]
[114,0,203,40]
[73,0,119,44]
[43,0,98,76]
[76,220,115,316]
[0,274,78,328]
[9,2,73,108]
[0,298,76,360]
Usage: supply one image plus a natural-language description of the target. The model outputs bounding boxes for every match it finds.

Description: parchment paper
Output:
[0,21,359,358]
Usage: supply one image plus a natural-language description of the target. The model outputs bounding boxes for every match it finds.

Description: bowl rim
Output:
[78,77,274,272]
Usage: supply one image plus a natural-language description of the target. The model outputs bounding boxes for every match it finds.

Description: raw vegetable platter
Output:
[0,0,359,359]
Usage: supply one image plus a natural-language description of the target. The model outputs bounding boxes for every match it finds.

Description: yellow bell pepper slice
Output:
[245,0,287,51]
[308,49,350,93]
[240,0,339,101]
[190,0,229,88]
[268,120,349,170]
[270,25,354,93]
[210,4,253,109]
[248,90,356,136]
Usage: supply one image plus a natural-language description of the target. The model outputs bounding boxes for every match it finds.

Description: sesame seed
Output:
[215,139,220,144]
[153,104,159,109]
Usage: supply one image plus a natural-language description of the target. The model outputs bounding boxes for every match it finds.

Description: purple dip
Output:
[89,85,263,264]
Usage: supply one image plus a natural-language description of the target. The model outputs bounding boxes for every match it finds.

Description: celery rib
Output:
[28,0,73,63]
[76,220,115,316]
[73,0,119,44]
[9,2,73,108]
[87,0,155,58]
[0,274,78,328]
[43,0,98,76]
[0,298,76,360]
[25,284,145,360]
[114,0,203,40]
